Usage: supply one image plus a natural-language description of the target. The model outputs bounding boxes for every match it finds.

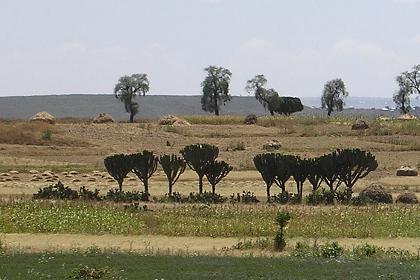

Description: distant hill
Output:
[0,94,418,120]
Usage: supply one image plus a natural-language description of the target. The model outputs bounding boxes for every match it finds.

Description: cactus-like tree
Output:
[205,161,233,194]
[317,151,341,195]
[104,154,132,192]
[131,150,158,197]
[336,149,378,195]
[292,157,310,202]
[307,158,323,193]
[254,153,277,201]
[273,154,296,194]
[159,154,186,195]
[181,144,219,194]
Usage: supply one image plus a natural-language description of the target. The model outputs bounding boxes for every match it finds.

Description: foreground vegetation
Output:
[0,253,418,280]
[1,201,418,238]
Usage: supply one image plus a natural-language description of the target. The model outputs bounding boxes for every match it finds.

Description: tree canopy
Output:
[397,64,420,95]
[246,75,303,115]
[394,76,412,114]
[201,66,232,116]
[114,74,150,123]
[321,79,349,116]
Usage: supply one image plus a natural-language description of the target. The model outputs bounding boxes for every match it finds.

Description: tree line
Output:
[103,143,377,204]
[114,64,420,122]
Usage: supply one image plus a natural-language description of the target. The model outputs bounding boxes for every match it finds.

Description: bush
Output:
[33,181,79,200]
[306,191,324,205]
[186,192,227,204]
[41,128,52,140]
[352,243,381,258]
[155,192,227,204]
[104,189,149,203]
[320,242,344,258]
[68,265,111,279]
[396,192,419,204]
[359,184,393,204]
[270,192,291,204]
[230,191,259,204]
[79,186,101,201]
[244,114,257,125]
[226,141,245,151]
[274,211,291,251]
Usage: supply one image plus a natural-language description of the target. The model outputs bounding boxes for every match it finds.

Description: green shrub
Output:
[353,243,381,258]
[320,242,344,258]
[68,265,110,279]
[186,192,226,204]
[78,186,101,201]
[104,189,149,203]
[229,191,259,204]
[41,128,52,141]
[274,211,291,251]
[33,181,79,200]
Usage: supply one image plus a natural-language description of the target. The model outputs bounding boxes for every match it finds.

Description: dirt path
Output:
[1,234,419,254]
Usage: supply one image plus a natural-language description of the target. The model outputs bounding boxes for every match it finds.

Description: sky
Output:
[1,0,420,98]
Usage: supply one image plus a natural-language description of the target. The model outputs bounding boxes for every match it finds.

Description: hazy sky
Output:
[1,0,420,97]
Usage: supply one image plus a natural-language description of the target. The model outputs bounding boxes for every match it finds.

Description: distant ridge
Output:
[0,94,418,120]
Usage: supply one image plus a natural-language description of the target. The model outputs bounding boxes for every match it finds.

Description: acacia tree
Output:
[201,66,232,116]
[114,74,150,123]
[394,76,412,114]
[321,79,349,116]
[246,75,303,115]
[398,65,420,95]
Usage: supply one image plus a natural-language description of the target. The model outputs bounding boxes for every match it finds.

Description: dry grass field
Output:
[0,116,419,199]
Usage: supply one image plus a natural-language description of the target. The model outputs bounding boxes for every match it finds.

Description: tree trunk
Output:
[118,181,123,192]
[211,184,216,195]
[144,180,149,196]
[129,112,134,123]
[198,176,204,194]
[327,108,332,116]
[266,186,271,202]
[214,97,219,116]
[168,182,173,195]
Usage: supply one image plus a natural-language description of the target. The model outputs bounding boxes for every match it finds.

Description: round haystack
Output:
[93,113,115,124]
[30,112,56,124]
[351,120,369,130]
[396,193,418,204]
[244,114,258,125]
[158,115,190,126]
[359,183,393,204]
[396,166,418,177]
[397,114,417,120]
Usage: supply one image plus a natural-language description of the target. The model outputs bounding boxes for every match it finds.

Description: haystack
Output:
[397,114,417,120]
[30,112,56,124]
[158,115,190,126]
[93,113,115,124]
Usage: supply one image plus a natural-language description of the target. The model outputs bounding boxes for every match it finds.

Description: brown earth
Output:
[0,121,419,199]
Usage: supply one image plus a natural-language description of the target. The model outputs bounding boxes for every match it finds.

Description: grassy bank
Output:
[0,253,419,280]
[1,201,419,238]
